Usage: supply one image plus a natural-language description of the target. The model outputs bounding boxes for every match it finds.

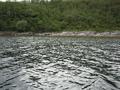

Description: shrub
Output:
[16,20,28,32]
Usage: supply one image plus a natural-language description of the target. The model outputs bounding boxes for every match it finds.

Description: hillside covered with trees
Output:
[0,0,120,32]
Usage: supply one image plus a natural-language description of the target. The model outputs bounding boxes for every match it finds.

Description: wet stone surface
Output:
[0,37,120,90]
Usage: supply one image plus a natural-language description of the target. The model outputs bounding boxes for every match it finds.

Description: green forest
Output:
[0,0,120,32]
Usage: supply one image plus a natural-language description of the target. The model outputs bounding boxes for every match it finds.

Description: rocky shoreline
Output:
[50,31,120,37]
[0,31,120,37]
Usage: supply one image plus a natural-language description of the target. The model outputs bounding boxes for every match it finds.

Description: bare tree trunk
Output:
[14,0,17,2]
[6,0,11,2]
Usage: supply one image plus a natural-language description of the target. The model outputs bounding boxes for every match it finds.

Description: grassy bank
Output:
[0,0,120,32]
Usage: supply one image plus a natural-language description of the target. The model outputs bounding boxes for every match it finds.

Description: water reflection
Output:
[0,37,120,90]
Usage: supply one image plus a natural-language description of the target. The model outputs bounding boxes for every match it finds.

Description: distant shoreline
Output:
[0,31,120,38]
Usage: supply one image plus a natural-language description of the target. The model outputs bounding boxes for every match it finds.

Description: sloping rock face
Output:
[82,75,120,90]
[0,37,120,90]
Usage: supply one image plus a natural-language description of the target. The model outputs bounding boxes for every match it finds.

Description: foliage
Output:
[0,0,120,32]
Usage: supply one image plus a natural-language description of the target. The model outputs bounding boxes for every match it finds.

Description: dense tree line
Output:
[0,0,120,32]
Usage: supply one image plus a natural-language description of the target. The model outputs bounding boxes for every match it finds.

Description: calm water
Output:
[0,37,120,90]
